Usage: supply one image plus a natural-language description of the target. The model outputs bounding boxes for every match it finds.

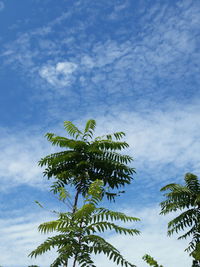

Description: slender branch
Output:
[72,189,80,213]
[72,220,84,267]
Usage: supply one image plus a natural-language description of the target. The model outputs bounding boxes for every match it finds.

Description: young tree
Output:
[39,119,135,212]
[160,173,200,265]
[29,180,140,267]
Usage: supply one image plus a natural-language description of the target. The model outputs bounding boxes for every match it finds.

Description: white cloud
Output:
[0,128,57,190]
[39,61,77,87]
[92,102,200,182]
[0,1,4,11]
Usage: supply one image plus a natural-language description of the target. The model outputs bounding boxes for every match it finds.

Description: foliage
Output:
[39,119,135,201]
[192,260,200,267]
[160,173,200,261]
[29,180,140,267]
[142,254,164,267]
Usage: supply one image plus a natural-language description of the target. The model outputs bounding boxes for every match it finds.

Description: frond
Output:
[93,140,129,151]
[95,132,126,141]
[160,173,200,260]
[83,119,96,139]
[29,235,68,258]
[177,225,197,240]
[160,183,191,194]
[50,253,70,267]
[167,209,197,236]
[100,151,133,164]
[45,133,77,148]
[83,235,136,267]
[160,198,191,214]
[142,254,164,267]
[64,121,83,138]
[38,216,72,234]
[92,208,140,223]
[76,249,96,267]
[185,173,200,194]
[85,221,140,236]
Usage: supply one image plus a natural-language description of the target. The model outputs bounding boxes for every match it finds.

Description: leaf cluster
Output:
[142,254,164,267]
[29,180,140,267]
[39,120,135,200]
[160,173,200,258]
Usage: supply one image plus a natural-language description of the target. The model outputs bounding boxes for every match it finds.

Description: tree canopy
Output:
[39,119,135,204]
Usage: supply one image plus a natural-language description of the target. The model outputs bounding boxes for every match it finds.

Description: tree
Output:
[142,254,164,267]
[160,173,200,265]
[39,119,135,212]
[29,180,140,267]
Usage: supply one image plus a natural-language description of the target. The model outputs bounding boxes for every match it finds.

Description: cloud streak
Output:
[0,1,4,11]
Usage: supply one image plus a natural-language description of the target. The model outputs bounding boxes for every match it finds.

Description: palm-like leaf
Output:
[160,173,200,260]
[64,121,82,139]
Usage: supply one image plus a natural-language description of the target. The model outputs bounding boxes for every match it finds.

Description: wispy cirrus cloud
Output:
[1,0,199,107]
[0,1,4,11]
[0,211,56,267]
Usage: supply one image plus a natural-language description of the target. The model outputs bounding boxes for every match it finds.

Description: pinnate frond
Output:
[95,131,126,141]
[83,119,96,139]
[160,173,200,258]
[29,235,70,257]
[142,254,164,267]
[93,140,129,151]
[83,235,136,267]
[64,121,83,138]
[167,209,197,236]
[85,221,140,236]
[185,173,200,194]
[92,208,140,223]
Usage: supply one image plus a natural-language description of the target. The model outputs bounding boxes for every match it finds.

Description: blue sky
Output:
[0,0,200,266]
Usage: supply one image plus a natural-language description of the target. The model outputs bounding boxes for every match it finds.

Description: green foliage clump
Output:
[29,180,140,267]
[142,254,164,267]
[40,119,135,202]
[160,173,200,262]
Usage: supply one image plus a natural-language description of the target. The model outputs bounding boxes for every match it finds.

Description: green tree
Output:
[39,119,135,212]
[160,173,200,265]
[29,180,140,267]
[142,254,164,267]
